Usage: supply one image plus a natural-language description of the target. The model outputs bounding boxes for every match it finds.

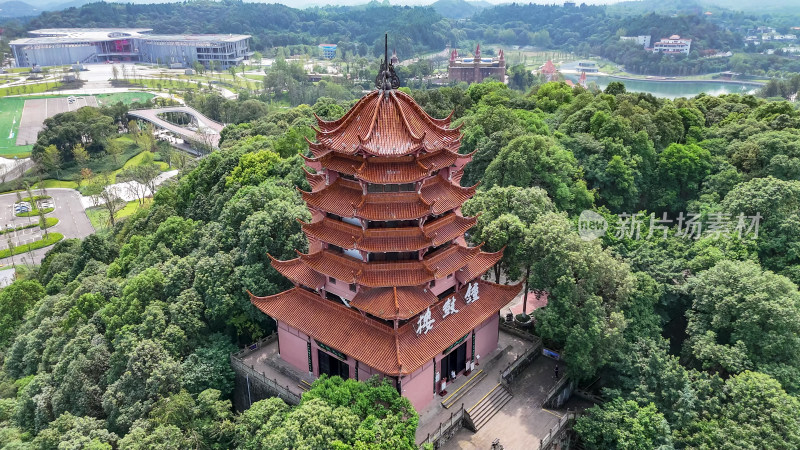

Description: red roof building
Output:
[250,56,520,411]
[540,60,559,82]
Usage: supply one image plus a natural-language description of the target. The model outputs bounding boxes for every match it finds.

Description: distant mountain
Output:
[0,0,40,17]
[700,0,800,12]
[44,0,93,10]
[431,0,488,19]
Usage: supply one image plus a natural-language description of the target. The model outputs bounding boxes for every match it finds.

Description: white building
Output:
[653,35,692,55]
[620,35,651,48]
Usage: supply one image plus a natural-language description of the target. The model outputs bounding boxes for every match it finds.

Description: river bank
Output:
[565,73,764,99]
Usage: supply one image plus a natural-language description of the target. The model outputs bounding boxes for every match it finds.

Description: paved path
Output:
[0,188,93,266]
[80,170,178,209]
[443,356,564,450]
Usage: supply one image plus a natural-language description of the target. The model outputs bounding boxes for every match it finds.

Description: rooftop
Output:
[310,89,461,157]
[250,279,521,375]
[12,28,249,45]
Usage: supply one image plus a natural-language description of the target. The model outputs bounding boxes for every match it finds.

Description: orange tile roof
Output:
[301,213,476,253]
[357,192,432,221]
[424,213,477,246]
[423,244,482,279]
[360,227,431,252]
[302,175,477,221]
[272,243,484,289]
[456,250,503,284]
[250,279,522,375]
[420,175,479,215]
[300,178,363,218]
[310,90,462,157]
[269,255,326,289]
[303,168,327,192]
[349,286,438,320]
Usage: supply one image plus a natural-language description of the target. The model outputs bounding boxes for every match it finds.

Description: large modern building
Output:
[249,63,520,412]
[448,44,506,84]
[10,28,252,68]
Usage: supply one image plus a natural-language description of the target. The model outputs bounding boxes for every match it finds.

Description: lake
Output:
[564,74,762,99]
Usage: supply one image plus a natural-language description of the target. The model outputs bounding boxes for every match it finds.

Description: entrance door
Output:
[442,341,467,380]
[317,349,349,380]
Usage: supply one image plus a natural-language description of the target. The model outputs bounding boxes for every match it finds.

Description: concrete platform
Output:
[442,356,568,450]
[415,328,538,444]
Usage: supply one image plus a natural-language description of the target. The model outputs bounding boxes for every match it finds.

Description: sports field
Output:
[0,97,31,157]
[0,91,155,157]
[16,96,99,146]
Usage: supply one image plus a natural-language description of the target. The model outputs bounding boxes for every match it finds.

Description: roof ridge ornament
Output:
[375,33,400,91]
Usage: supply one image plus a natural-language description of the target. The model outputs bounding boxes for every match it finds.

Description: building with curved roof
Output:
[249,56,520,411]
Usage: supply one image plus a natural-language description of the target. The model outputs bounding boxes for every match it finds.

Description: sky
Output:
[247,0,633,7]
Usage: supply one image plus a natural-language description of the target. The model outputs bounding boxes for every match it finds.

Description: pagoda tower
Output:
[250,39,521,412]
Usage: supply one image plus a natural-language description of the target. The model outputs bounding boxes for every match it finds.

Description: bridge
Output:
[127,106,224,149]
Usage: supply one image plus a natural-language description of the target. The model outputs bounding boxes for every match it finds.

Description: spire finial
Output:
[374,33,400,91]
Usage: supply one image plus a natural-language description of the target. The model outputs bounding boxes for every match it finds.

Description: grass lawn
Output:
[95,92,156,106]
[0,217,58,236]
[0,97,28,156]
[16,207,54,218]
[75,145,169,189]
[87,199,151,230]
[0,81,63,98]
[0,232,63,259]
[33,180,79,190]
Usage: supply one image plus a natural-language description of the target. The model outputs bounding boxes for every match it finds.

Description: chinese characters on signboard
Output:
[415,282,480,336]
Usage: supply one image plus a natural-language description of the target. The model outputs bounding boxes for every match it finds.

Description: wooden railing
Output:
[418,404,468,449]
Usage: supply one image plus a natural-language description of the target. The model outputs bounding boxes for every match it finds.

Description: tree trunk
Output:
[523,265,530,317]
[494,263,501,284]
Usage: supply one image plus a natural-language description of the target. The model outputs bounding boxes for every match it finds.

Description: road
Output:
[0,188,94,266]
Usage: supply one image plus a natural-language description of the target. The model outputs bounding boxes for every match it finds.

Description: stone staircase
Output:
[441,369,486,409]
[465,383,513,431]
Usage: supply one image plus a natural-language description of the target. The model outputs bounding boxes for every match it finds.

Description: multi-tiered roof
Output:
[250,68,520,377]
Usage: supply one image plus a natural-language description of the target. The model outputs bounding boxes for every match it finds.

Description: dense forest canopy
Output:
[0,74,798,447]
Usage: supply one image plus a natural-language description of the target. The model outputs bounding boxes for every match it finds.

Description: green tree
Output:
[681,371,800,449]
[72,143,90,169]
[0,280,45,346]
[41,144,62,178]
[655,142,711,211]
[483,134,594,213]
[575,398,672,450]
[685,260,800,392]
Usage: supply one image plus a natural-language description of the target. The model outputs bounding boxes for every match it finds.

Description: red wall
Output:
[278,322,311,374]
[474,313,500,363]
[401,359,436,411]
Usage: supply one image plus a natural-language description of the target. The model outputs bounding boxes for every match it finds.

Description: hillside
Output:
[0,0,39,17]
[431,0,487,19]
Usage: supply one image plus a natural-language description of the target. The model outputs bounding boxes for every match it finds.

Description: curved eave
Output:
[303,167,327,192]
[350,285,437,320]
[456,249,504,284]
[268,254,326,290]
[310,90,462,157]
[421,179,480,215]
[303,213,474,254]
